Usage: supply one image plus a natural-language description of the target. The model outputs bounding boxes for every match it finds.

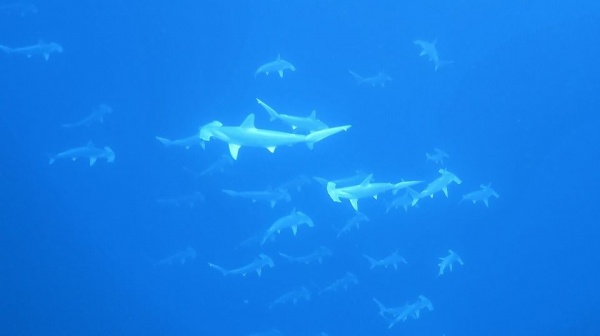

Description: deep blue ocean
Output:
[1,1,599,335]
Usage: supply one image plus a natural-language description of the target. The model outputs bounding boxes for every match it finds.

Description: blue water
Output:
[1,1,599,335]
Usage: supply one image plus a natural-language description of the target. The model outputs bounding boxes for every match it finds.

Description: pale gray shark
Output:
[269,286,311,309]
[438,250,464,276]
[461,184,499,207]
[0,40,63,60]
[155,246,197,266]
[155,135,205,150]
[279,246,332,264]
[62,104,113,128]
[155,191,205,208]
[363,250,408,270]
[313,171,372,188]
[49,141,115,166]
[349,70,392,87]
[335,212,369,238]
[261,209,314,244]
[208,253,274,277]
[199,114,351,160]
[319,272,358,295]
[0,2,38,17]
[426,148,449,164]
[373,298,416,323]
[277,175,312,193]
[386,188,420,213]
[327,174,422,211]
[255,54,296,78]
[222,187,291,208]
[256,98,328,132]
[387,295,434,329]
[413,168,462,205]
[414,39,453,71]
[196,154,233,176]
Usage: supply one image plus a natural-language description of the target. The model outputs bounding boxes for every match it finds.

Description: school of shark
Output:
[3,4,502,336]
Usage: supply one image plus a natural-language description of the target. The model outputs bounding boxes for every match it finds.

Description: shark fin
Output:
[484,199,489,207]
[89,157,97,166]
[442,187,449,197]
[270,200,276,208]
[86,140,94,148]
[256,268,262,277]
[240,114,256,128]
[266,146,276,153]
[291,125,297,130]
[292,225,298,236]
[349,199,359,211]
[310,110,316,119]
[278,70,284,78]
[373,194,378,200]
[360,174,373,186]
[228,144,241,160]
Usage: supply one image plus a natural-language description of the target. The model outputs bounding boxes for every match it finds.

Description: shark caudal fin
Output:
[363,255,378,269]
[348,70,364,84]
[256,98,280,121]
[104,147,115,163]
[0,45,13,54]
[208,262,229,276]
[155,136,173,147]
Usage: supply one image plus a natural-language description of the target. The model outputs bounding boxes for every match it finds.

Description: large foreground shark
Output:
[208,253,274,277]
[0,40,63,60]
[199,114,351,160]
[326,174,422,211]
[62,104,113,128]
[49,141,115,166]
[256,98,328,132]
[255,54,296,78]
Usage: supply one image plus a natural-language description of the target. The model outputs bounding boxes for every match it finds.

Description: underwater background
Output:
[1,0,599,335]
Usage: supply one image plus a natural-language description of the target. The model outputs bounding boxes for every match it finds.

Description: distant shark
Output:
[222,187,291,208]
[155,134,205,150]
[269,286,311,309]
[319,272,358,295]
[363,250,408,270]
[438,250,464,276]
[425,148,449,164]
[0,40,63,60]
[386,295,434,329]
[155,246,196,266]
[386,188,420,213]
[279,246,332,264]
[255,54,296,78]
[349,70,392,87]
[461,184,499,207]
[413,168,461,205]
[199,114,351,160]
[261,209,314,244]
[62,104,113,128]
[155,191,205,208]
[335,212,369,238]
[414,39,453,71]
[49,141,115,166]
[208,253,274,277]
[256,98,328,133]
[326,174,422,211]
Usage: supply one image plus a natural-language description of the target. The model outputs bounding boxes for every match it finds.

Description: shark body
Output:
[0,40,63,60]
[269,286,311,309]
[327,174,422,211]
[222,188,291,208]
[155,135,204,150]
[199,114,350,160]
[319,272,358,294]
[364,250,408,270]
[255,54,296,78]
[279,246,332,264]
[49,141,115,166]
[62,104,113,128]
[414,39,453,71]
[438,250,464,275]
[349,70,392,87]
[336,212,369,238]
[413,169,462,205]
[256,98,328,132]
[155,246,197,266]
[461,184,499,207]
[261,209,314,244]
[209,254,274,277]
[426,148,449,164]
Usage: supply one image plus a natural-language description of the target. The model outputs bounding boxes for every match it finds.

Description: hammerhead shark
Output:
[256,98,328,132]
[199,114,351,160]
[261,209,314,244]
[0,40,63,60]
[208,254,274,277]
[255,54,296,78]
[349,70,392,87]
[62,104,113,128]
[49,141,115,166]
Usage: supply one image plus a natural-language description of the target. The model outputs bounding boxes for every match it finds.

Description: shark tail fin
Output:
[348,70,364,84]
[104,147,115,163]
[48,156,56,165]
[256,98,279,121]
[208,262,228,276]
[305,125,351,149]
[363,255,378,269]
[0,45,13,54]
[373,298,389,316]
[155,136,173,147]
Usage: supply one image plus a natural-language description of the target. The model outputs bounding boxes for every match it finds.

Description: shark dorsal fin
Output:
[309,110,316,119]
[86,140,94,148]
[276,54,281,60]
[240,114,256,128]
[360,174,373,186]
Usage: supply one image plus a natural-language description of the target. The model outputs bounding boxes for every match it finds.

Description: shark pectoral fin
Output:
[291,225,298,236]
[291,125,297,130]
[185,146,190,150]
[373,194,378,200]
[44,53,49,60]
[270,200,276,208]
[256,268,262,277]
[349,199,359,211]
[266,146,276,153]
[442,187,449,197]
[89,157,97,166]
[305,142,314,150]
[72,157,77,161]
[278,70,284,78]
[484,199,489,207]
[449,264,453,271]
[228,144,241,160]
